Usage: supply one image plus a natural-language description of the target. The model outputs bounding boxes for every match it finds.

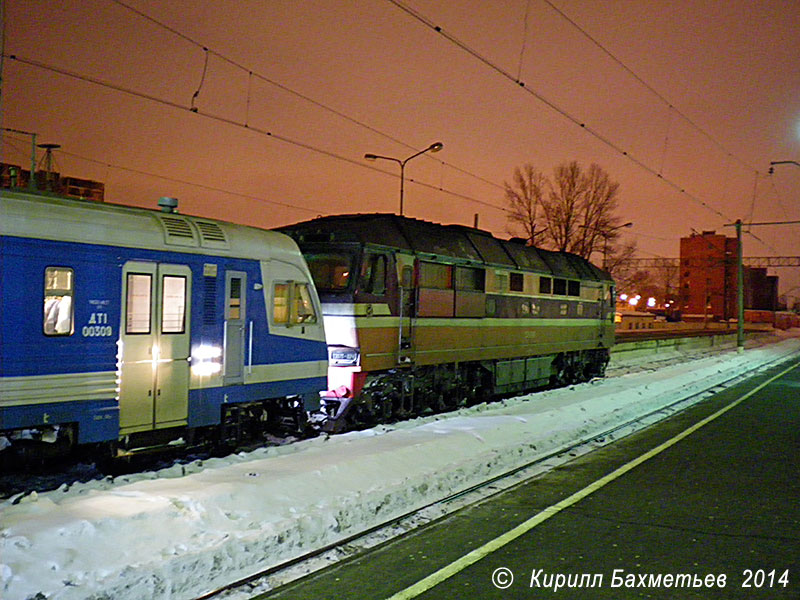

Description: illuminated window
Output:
[293,283,318,324]
[126,274,152,334]
[273,283,289,324]
[43,267,74,336]
[162,275,187,333]
[273,282,317,326]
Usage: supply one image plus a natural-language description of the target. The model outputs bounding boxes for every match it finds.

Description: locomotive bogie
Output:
[0,190,328,458]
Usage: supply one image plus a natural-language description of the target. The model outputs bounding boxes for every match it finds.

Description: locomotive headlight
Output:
[191,344,223,376]
[329,346,360,367]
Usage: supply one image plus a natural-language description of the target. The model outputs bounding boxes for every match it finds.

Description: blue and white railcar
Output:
[0,189,327,453]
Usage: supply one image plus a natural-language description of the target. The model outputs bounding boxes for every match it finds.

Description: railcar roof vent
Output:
[156,214,199,247]
[195,220,229,249]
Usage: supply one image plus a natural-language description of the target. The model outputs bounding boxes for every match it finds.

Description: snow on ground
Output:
[2,333,799,600]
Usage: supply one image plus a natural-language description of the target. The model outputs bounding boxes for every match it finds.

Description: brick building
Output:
[679,230,778,321]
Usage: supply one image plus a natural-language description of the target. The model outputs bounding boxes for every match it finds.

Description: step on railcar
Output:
[0,189,328,460]
[280,214,616,431]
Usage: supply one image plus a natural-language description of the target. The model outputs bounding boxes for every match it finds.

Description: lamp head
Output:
[428,142,444,153]
[364,153,378,161]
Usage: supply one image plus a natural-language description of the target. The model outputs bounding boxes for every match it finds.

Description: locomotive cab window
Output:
[568,280,580,297]
[43,267,74,336]
[306,253,353,292]
[539,277,552,294]
[509,272,524,292]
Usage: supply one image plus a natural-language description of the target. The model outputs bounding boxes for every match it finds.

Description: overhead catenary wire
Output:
[3,53,510,220]
[106,0,507,196]
[383,0,775,252]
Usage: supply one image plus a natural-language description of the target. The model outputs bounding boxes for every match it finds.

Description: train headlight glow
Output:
[191,344,223,376]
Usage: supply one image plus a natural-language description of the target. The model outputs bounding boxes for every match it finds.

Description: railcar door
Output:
[223,270,247,384]
[119,261,191,435]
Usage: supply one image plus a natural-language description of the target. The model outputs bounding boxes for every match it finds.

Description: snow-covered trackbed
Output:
[2,333,799,600]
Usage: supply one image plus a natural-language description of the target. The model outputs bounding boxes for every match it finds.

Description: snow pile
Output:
[2,337,799,600]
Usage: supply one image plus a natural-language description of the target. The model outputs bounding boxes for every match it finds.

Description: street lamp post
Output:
[365,142,443,215]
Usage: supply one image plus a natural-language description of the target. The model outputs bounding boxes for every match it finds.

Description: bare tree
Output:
[505,160,630,264]
[504,164,547,244]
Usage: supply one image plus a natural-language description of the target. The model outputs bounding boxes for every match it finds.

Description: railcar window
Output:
[553,278,567,295]
[306,253,353,291]
[294,283,318,324]
[162,275,187,333]
[273,283,289,324]
[360,254,387,295]
[455,266,485,291]
[43,267,74,336]
[509,272,524,292]
[568,280,580,296]
[273,282,317,326]
[126,274,153,334]
[539,277,552,294]
[419,262,452,289]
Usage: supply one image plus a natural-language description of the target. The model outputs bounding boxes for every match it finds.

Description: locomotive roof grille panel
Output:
[281,213,613,283]
[157,215,199,247]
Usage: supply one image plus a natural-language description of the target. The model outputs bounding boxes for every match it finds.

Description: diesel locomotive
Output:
[280,214,616,431]
[0,189,328,459]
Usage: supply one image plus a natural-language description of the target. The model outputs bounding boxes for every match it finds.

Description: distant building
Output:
[1,163,105,202]
[679,230,778,321]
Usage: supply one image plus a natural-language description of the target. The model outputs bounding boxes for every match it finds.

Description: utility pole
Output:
[724,218,799,351]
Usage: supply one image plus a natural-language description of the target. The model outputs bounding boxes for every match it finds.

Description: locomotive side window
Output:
[553,278,567,295]
[360,254,387,295]
[126,273,153,334]
[568,280,580,296]
[161,275,187,333]
[539,277,552,294]
[419,262,452,289]
[43,267,74,336]
[509,272,524,292]
[455,266,484,291]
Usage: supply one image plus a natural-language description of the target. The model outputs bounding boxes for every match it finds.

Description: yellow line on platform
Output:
[386,358,800,600]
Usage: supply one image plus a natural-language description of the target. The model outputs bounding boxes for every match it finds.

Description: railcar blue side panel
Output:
[0,400,118,444]
[1,236,121,378]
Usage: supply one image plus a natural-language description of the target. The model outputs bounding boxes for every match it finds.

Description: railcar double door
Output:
[119,261,191,435]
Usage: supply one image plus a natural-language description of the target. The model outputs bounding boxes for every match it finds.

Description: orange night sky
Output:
[2,0,799,294]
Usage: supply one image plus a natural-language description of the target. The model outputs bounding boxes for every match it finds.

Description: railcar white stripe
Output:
[0,371,118,406]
